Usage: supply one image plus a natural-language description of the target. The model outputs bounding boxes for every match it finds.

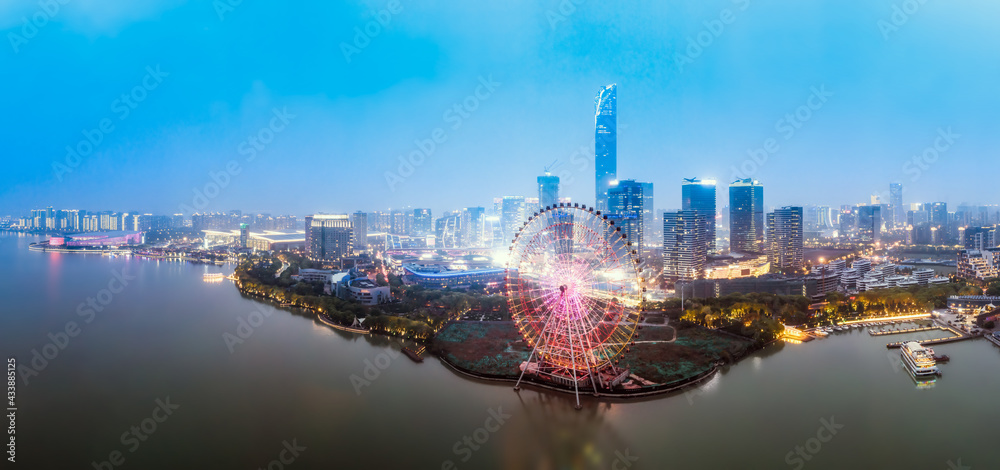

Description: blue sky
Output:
[2,0,999,218]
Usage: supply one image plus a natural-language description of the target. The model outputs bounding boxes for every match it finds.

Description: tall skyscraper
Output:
[500,196,526,240]
[538,173,559,209]
[889,183,903,229]
[682,178,717,254]
[608,180,644,255]
[411,208,432,238]
[929,202,948,226]
[308,214,353,262]
[663,210,706,282]
[729,178,764,253]
[351,211,368,253]
[857,205,882,244]
[303,215,313,252]
[435,211,462,248]
[389,210,407,235]
[594,84,617,212]
[461,207,485,247]
[639,182,654,249]
[766,207,803,272]
[239,223,249,249]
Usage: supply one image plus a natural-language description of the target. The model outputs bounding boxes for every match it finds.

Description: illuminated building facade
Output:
[538,173,559,208]
[766,206,803,272]
[594,84,617,212]
[729,178,764,253]
[608,179,644,255]
[663,210,706,282]
[682,178,717,254]
[308,214,353,262]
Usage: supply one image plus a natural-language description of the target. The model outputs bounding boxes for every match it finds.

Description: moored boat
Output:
[901,342,940,377]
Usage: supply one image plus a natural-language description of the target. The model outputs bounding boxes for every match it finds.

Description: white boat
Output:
[901,342,940,377]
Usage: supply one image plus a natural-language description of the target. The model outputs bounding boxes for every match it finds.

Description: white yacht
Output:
[901,342,939,377]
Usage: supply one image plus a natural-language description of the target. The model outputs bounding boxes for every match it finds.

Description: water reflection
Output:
[500,390,630,469]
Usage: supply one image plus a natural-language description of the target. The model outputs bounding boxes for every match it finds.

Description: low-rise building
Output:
[296,268,336,283]
[948,295,1000,313]
[401,264,505,289]
[331,270,391,305]
[958,248,1000,283]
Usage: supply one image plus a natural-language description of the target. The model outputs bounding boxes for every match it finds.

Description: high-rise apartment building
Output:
[461,207,485,248]
[308,214,353,262]
[766,206,803,272]
[500,196,526,240]
[663,210,707,282]
[351,211,368,253]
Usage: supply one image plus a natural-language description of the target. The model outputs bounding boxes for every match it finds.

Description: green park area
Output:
[430,321,753,388]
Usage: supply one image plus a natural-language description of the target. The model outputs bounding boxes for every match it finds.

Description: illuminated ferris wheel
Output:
[505,203,644,407]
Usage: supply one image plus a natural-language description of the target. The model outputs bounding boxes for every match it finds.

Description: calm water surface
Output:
[3,232,999,469]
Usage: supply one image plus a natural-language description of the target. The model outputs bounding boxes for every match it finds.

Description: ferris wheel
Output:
[505,203,644,407]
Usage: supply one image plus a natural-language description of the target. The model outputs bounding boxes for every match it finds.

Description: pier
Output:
[402,347,425,363]
[869,325,942,336]
[886,335,978,349]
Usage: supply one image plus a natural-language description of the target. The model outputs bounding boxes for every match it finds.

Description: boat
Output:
[317,314,370,335]
[203,272,224,281]
[900,342,940,377]
[924,347,951,363]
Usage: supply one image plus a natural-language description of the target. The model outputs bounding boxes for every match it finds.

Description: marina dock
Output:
[886,335,978,349]
[869,325,942,336]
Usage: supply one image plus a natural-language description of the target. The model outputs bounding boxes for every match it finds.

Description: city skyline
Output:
[3,1,1000,218]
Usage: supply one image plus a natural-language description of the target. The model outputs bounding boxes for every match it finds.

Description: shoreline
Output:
[435,352,724,399]
[234,270,768,400]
